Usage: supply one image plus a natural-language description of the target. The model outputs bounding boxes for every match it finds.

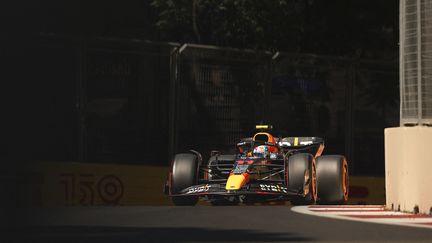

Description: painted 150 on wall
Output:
[59,173,124,205]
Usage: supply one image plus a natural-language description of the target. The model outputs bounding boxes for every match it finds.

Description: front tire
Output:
[287,153,317,205]
[170,153,199,206]
[316,155,349,204]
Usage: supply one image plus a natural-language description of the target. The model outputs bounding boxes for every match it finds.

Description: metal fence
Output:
[82,38,179,163]
[19,34,398,175]
[400,0,432,125]
[170,44,272,158]
[272,53,398,175]
[17,35,180,163]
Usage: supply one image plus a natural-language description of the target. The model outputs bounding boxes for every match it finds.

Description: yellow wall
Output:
[22,162,172,206]
[20,162,384,206]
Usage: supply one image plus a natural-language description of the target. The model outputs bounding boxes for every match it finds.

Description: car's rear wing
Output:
[279,137,325,157]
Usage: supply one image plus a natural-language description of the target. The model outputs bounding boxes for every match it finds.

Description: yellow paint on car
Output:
[225,174,247,190]
[256,125,270,129]
[294,137,299,146]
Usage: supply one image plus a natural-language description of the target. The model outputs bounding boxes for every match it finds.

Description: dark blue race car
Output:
[164,125,349,206]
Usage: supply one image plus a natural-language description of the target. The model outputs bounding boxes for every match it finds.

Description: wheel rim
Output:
[342,159,349,202]
[311,160,317,202]
[303,169,310,195]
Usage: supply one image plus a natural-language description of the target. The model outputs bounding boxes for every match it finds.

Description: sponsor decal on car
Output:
[259,184,287,193]
[279,141,291,146]
[300,141,313,145]
[187,184,210,194]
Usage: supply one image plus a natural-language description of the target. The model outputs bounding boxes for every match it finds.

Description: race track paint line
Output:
[346,214,431,219]
[418,222,432,226]
[310,209,388,213]
[311,211,407,216]
[292,205,432,229]
[309,205,384,208]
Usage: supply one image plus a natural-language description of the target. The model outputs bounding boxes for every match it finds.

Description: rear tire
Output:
[316,155,349,204]
[287,153,317,205]
[170,153,199,206]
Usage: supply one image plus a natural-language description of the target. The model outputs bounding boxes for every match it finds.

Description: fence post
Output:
[345,62,356,174]
[417,0,422,123]
[77,38,87,162]
[168,45,182,162]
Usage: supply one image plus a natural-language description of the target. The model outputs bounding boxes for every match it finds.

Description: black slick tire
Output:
[286,153,317,205]
[170,153,199,206]
[316,155,349,205]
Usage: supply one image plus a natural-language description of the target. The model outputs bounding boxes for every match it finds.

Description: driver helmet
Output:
[253,145,269,158]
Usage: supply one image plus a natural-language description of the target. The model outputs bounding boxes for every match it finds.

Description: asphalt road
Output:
[11,206,432,242]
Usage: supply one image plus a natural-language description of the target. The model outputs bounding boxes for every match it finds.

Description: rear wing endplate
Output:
[278,137,324,148]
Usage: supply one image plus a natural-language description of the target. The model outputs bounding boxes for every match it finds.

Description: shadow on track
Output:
[19,226,313,243]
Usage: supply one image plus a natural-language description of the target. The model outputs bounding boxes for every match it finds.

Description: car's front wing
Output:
[171,182,303,198]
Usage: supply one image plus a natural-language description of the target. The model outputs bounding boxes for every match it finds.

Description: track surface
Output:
[16,206,432,242]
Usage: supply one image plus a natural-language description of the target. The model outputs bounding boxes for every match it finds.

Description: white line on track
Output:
[292,205,432,229]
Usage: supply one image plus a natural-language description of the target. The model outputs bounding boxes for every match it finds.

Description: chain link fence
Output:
[18,35,179,163]
[82,38,179,163]
[400,0,432,125]
[20,34,398,175]
[170,44,272,158]
[272,53,398,175]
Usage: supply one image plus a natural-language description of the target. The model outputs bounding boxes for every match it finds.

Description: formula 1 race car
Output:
[164,125,349,206]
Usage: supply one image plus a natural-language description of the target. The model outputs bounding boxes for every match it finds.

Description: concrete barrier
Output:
[385,127,432,214]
